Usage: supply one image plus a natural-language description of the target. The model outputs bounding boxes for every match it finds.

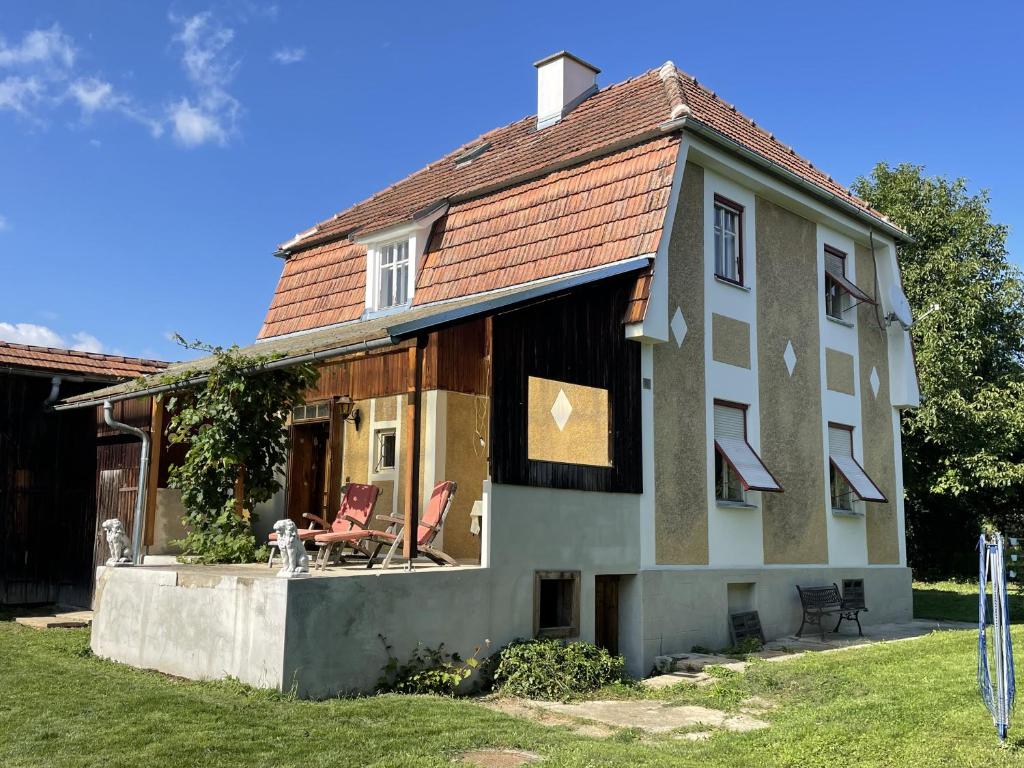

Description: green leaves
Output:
[163,339,320,564]
[853,164,1024,573]
[491,639,625,701]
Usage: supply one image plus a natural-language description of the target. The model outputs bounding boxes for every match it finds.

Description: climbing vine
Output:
[160,336,319,563]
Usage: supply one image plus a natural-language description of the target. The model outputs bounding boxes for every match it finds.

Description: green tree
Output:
[161,338,319,563]
[853,164,1024,576]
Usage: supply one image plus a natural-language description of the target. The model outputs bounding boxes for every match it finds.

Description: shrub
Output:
[491,638,625,700]
[376,637,482,696]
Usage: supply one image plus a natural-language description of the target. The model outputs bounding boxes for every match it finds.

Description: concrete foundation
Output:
[91,558,911,696]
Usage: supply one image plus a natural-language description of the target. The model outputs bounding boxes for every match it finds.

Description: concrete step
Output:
[14,611,92,630]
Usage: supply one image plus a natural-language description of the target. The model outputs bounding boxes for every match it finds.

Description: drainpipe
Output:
[43,376,63,408]
[103,399,150,566]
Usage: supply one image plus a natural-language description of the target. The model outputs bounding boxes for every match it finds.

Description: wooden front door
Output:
[286,422,331,526]
[594,575,620,655]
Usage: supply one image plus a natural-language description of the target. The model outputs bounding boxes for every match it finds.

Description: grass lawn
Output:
[1,586,1023,767]
[914,579,1024,623]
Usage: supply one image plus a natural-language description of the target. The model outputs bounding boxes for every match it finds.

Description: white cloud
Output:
[66,77,164,137]
[0,75,45,115]
[168,98,226,147]
[69,331,104,353]
[0,322,106,353]
[67,77,116,113]
[272,46,305,65]
[168,12,240,147]
[0,214,8,231]
[0,25,75,69]
[0,322,66,347]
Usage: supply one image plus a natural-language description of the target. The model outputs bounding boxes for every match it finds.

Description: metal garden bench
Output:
[796,580,866,640]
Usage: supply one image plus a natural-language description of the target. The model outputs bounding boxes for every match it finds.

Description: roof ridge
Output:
[658,61,691,120]
[285,68,668,251]
[671,64,893,222]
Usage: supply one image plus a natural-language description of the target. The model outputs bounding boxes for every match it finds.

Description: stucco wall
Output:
[711,313,751,369]
[443,392,487,561]
[654,162,708,564]
[638,565,912,671]
[756,197,828,564]
[856,244,901,564]
[825,347,856,395]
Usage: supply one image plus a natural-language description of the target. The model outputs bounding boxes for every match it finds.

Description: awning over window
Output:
[824,251,875,305]
[713,403,783,493]
[828,425,887,502]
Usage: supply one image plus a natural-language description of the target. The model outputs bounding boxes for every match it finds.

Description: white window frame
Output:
[374,428,397,472]
[370,239,412,312]
[713,196,743,285]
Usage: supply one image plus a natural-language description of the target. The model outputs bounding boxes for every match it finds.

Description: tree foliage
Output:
[161,337,319,563]
[853,163,1024,574]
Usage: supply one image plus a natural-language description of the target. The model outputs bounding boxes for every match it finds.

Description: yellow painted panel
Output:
[527,377,610,467]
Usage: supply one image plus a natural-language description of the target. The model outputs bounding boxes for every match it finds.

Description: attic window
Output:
[374,239,410,310]
[453,141,491,168]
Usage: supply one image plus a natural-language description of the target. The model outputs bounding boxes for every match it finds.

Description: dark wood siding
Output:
[490,278,642,493]
[0,375,99,607]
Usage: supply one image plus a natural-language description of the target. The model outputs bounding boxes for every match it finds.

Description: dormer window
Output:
[375,240,410,310]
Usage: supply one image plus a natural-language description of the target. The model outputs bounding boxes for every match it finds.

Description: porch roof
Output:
[55,256,650,410]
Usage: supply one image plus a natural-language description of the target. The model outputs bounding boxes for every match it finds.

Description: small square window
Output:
[374,429,397,472]
[714,196,743,285]
[534,571,580,639]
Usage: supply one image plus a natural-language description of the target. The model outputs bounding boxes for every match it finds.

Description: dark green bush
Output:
[491,638,625,700]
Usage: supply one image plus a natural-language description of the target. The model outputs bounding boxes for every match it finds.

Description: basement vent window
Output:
[713,401,783,503]
[292,401,331,423]
[828,423,886,512]
[534,570,580,639]
[453,141,491,167]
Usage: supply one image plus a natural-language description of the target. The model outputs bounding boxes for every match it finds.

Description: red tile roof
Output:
[0,341,167,380]
[260,60,898,339]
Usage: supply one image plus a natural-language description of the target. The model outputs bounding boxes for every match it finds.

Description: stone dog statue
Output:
[273,519,310,578]
[101,518,133,566]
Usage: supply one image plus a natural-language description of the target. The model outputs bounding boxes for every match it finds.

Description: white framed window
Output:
[714,195,743,285]
[713,401,782,503]
[828,423,886,511]
[374,239,410,311]
[374,428,397,472]
[824,245,873,320]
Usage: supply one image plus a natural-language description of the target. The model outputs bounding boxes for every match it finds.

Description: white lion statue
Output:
[273,519,310,579]
[101,518,133,566]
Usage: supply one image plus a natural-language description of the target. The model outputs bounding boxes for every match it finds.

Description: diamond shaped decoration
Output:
[671,306,687,348]
[550,389,573,431]
[869,366,880,398]
[783,340,797,377]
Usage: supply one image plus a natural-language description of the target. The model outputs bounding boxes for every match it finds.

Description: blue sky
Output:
[1,0,1021,361]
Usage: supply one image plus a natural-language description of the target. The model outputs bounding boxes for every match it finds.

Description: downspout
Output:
[43,376,63,407]
[103,399,150,566]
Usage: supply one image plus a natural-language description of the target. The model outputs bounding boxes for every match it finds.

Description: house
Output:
[59,52,919,695]
[0,341,165,607]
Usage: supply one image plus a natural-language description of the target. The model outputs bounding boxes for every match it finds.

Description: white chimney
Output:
[534,51,600,129]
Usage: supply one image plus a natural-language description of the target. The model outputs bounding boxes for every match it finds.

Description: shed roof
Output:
[0,341,166,380]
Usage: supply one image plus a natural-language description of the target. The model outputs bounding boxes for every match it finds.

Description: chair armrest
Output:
[373,514,439,532]
[342,514,368,529]
[302,513,327,529]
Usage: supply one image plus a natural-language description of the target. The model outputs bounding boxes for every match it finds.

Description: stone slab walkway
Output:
[642,618,974,688]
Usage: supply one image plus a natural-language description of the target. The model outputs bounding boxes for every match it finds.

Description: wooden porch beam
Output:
[402,339,424,561]
[143,397,163,547]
